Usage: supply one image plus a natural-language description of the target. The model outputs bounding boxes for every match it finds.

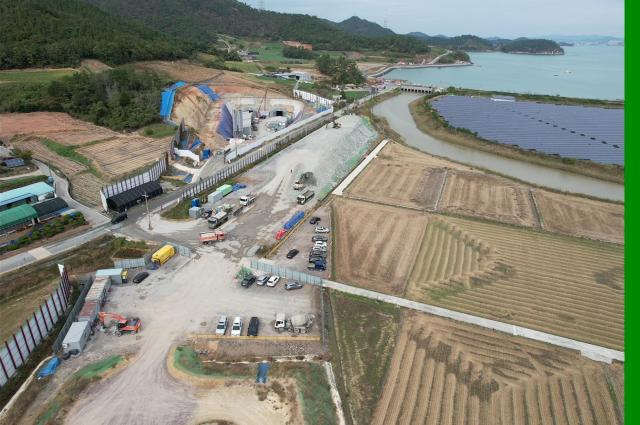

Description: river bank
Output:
[372,93,624,202]
[368,62,472,78]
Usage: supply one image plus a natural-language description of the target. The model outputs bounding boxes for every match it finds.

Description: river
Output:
[385,45,624,101]
[373,93,624,201]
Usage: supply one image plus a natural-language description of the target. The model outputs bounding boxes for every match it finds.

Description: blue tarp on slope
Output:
[160,81,187,119]
[256,361,270,383]
[196,84,220,101]
[38,357,60,379]
[217,103,234,139]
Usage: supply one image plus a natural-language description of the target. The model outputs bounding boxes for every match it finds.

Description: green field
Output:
[142,122,177,138]
[254,42,288,61]
[0,69,77,84]
[225,61,262,73]
[344,91,370,101]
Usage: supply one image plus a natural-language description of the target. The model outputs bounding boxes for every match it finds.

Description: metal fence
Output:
[0,265,73,387]
[51,275,93,353]
[113,257,147,269]
[179,111,334,201]
[249,259,323,285]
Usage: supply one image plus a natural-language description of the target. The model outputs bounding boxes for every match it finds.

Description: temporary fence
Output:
[113,257,147,269]
[179,110,334,201]
[249,259,323,285]
[0,265,73,387]
[99,154,168,211]
[293,89,334,108]
[51,275,93,354]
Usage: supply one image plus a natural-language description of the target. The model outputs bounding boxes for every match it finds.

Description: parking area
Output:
[273,203,332,279]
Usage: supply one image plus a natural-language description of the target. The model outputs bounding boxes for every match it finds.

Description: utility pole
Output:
[143,192,152,231]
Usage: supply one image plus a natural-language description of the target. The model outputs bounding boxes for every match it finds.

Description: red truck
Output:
[199,231,226,244]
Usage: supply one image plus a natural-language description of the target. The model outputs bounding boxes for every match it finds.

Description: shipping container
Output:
[284,211,305,230]
[152,244,175,265]
[62,321,91,354]
[188,206,202,219]
[77,300,99,323]
[207,190,223,204]
[191,198,201,208]
[95,269,126,285]
[216,184,233,197]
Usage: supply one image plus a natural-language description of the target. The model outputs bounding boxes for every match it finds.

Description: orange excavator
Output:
[98,312,141,336]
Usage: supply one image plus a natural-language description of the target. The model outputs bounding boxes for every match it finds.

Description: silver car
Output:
[256,274,270,286]
[215,315,228,335]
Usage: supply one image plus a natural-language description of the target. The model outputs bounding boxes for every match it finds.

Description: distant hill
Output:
[407,33,494,51]
[334,16,395,38]
[0,0,199,69]
[87,0,430,53]
[500,38,564,55]
[542,35,624,46]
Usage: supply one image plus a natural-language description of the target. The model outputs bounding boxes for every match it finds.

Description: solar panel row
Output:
[431,96,624,165]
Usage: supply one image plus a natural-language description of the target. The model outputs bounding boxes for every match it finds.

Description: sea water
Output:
[385,45,624,100]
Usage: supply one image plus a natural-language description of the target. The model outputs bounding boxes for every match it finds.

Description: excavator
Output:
[98,312,141,336]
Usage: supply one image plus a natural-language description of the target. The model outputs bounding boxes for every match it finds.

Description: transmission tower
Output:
[258,0,265,10]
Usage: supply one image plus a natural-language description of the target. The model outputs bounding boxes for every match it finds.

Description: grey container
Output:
[189,206,203,219]
[62,321,91,354]
[207,190,223,204]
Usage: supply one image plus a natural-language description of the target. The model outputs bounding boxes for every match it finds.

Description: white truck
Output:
[207,211,229,229]
[274,313,315,333]
[297,190,314,205]
[239,193,257,206]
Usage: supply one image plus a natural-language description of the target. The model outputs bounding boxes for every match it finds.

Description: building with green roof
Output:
[0,204,37,233]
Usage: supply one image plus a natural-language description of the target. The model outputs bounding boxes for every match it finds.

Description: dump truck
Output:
[152,244,175,266]
[207,210,229,229]
[98,312,141,336]
[297,190,314,205]
[199,231,225,244]
[239,193,257,206]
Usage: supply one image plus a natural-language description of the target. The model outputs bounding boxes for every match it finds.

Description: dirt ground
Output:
[0,112,117,145]
[134,61,227,83]
[332,197,427,295]
[332,197,624,349]
[534,190,624,244]
[372,310,624,425]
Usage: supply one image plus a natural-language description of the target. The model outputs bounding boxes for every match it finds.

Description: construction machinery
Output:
[199,231,226,244]
[274,313,315,333]
[98,312,141,336]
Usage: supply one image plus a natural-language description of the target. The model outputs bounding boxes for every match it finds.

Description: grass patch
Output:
[39,139,98,176]
[141,122,176,138]
[254,42,288,62]
[344,91,369,102]
[174,347,337,425]
[0,174,47,191]
[328,291,400,425]
[35,356,123,425]
[0,69,77,85]
[225,61,262,73]
[411,96,624,184]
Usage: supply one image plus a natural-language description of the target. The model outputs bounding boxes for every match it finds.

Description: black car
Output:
[247,317,260,336]
[309,256,326,264]
[312,235,328,242]
[309,216,321,225]
[286,249,300,259]
[241,275,257,287]
[132,272,149,284]
[111,212,127,224]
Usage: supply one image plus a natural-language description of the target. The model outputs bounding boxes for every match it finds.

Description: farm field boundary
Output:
[332,139,388,196]
[253,260,623,363]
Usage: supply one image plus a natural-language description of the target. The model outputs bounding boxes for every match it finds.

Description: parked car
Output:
[111,212,127,224]
[312,235,328,242]
[286,249,299,259]
[310,249,327,256]
[267,275,280,287]
[315,226,330,233]
[285,282,304,290]
[256,274,270,286]
[231,317,243,336]
[132,272,149,284]
[308,261,326,271]
[215,316,228,335]
[312,246,327,253]
[241,275,257,287]
[309,256,326,263]
[309,217,321,225]
[314,241,327,247]
[248,317,259,336]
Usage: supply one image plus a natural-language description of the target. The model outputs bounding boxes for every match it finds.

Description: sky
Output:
[240,0,624,38]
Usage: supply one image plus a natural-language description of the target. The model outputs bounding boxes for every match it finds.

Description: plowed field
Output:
[16,137,87,175]
[333,198,624,349]
[534,190,624,244]
[372,311,624,425]
[332,198,427,295]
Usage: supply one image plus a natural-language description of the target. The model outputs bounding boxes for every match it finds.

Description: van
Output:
[111,212,127,224]
[248,317,259,336]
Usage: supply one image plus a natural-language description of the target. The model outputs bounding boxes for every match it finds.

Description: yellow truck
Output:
[152,244,175,265]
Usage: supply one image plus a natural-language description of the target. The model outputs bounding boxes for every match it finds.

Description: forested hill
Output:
[87,0,430,53]
[0,0,199,69]
[500,38,564,54]
[333,16,395,38]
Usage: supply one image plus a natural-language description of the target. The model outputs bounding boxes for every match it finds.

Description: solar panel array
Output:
[431,96,624,165]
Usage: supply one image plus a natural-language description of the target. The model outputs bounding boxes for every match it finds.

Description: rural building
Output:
[0,181,55,211]
[400,84,444,94]
[282,41,313,50]
[274,72,312,82]
[32,197,69,220]
[105,180,163,212]
[1,157,25,168]
[0,204,38,233]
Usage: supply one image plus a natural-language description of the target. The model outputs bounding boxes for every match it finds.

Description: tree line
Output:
[315,55,365,86]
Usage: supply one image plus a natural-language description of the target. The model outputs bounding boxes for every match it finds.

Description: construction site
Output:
[0,76,625,425]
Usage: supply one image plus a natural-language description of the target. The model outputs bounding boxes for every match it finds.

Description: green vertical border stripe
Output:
[625,1,633,423]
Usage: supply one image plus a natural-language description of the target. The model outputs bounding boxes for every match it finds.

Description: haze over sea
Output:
[386,45,624,100]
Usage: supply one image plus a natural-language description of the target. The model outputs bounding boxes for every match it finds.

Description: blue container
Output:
[283,211,305,230]
[191,198,201,208]
[232,183,247,192]
[202,148,211,159]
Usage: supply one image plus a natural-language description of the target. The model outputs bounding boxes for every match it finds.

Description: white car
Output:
[215,315,228,335]
[256,274,270,286]
[314,241,327,247]
[231,317,243,336]
[267,275,280,287]
[315,226,330,233]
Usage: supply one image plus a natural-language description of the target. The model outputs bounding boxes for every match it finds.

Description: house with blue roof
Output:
[0,181,55,211]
